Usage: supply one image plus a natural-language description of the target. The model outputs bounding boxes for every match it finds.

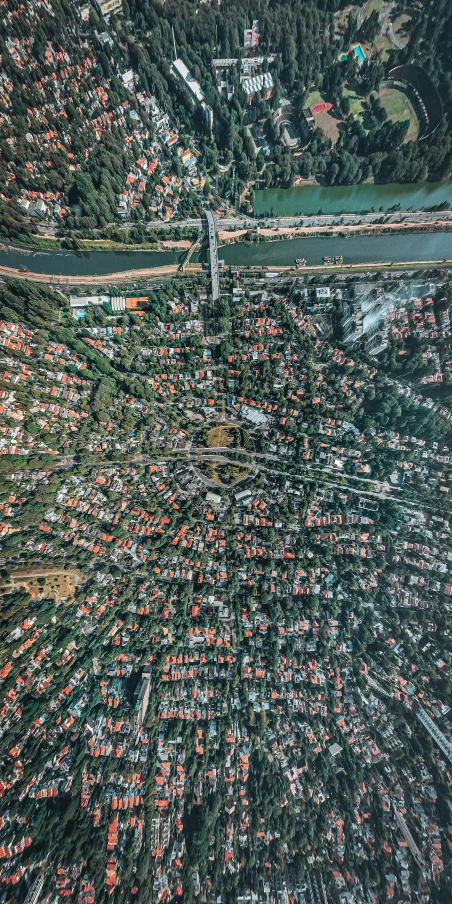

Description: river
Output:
[254,181,452,217]
[0,245,182,276]
[1,232,452,277]
[220,233,452,267]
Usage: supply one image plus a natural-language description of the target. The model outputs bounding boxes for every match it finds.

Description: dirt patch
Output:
[205,424,252,450]
[1,568,82,602]
[334,4,360,33]
[160,240,192,249]
[314,109,343,143]
[361,0,384,16]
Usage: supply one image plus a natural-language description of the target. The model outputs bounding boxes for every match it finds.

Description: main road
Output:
[35,209,452,236]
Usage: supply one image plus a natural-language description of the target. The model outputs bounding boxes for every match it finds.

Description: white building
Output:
[416,706,452,761]
[241,72,274,101]
[69,295,110,310]
[172,58,213,131]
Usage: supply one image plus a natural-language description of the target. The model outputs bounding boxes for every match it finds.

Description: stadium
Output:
[381,64,442,140]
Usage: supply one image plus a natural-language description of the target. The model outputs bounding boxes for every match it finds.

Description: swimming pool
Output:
[354,44,366,64]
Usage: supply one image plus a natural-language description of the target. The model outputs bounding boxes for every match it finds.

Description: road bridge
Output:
[203,208,220,301]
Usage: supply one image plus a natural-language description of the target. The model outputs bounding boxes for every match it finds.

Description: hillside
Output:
[1,0,452,247]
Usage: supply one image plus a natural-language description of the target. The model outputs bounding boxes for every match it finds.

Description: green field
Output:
[342,84,418,143]
[361,0,385,14]
[379,87,419,142]
[305,90,323,109]
[343,86,366,120]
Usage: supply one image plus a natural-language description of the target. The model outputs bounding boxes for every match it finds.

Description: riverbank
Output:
[1,236,193,253]
[0,262,201,285]
[1,257,452,288]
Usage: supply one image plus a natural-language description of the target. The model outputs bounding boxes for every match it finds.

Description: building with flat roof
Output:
[95,0,122,17]
[133,666,152,726]
[69,294,110,309]
[416,705,452,761]
[244,20,260,49]
[241,72,274,103]
[172,59,213,131]
[172,59,204,104]
[69,294,113,310]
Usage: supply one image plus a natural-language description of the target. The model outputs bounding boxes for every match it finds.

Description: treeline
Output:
[0,279,62,327]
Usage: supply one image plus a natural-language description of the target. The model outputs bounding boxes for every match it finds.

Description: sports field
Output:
[306,91,342,144]
[379,87,419,142]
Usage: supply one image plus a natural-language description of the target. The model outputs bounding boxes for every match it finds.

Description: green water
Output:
[1,232,452,276]
[254,182,452,217]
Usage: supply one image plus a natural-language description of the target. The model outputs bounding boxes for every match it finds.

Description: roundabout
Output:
[193,422,257,488]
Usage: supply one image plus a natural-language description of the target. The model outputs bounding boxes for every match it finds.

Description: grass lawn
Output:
[343,84,418,142]
[305,90,323,109]
[379,87,419,142]
[392,13,411,48]
[343,85,366,120]
[371,33,393,62]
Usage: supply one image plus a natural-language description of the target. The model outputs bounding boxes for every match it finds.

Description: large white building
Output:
[416,706,452,761]
[172,58,213,131]
[172,59,204,104]
[69,295,125,312]
[241,71,274,102]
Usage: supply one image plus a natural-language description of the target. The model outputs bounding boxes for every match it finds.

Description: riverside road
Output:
[35,208,452,235]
